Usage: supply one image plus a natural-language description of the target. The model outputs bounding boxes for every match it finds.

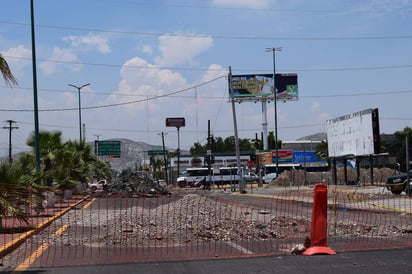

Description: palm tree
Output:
[0,161,43,232]
[27,130,63,186]
[0,53,18,86]
[53,140,111,192]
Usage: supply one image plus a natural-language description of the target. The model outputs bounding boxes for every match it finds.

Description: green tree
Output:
[394,127,412,172]
[190,142,206,155]
[239,138,254,151]
[214,136,225,152]
[0,53,18,86]
[315,140,328,160]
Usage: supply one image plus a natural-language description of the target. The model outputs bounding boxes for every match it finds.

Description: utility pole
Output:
[229,66,244,193]
[3,120,18,163]
[266,47,282,179]
[160,132,169,184]
[30,0,40,169]
[94,134,102,159]
[207,120,212,181]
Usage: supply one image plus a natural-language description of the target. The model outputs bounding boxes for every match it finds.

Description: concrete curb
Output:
[0,195,90,258]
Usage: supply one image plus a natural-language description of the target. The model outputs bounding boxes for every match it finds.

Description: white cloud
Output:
[142,45,153,55]
[154,34,213,66]
[317,112,330,123]
[311,101,320,112]
[39,47,80,76]
[62,33,111,54]
[211,0,275,9]
[108,57,188,114]
[3,45,31,76]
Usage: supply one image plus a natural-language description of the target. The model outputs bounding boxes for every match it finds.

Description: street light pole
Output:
[69,83,90,142]
[266,47,282,178]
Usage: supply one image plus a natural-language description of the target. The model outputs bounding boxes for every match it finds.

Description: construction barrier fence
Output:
[0,186,411,269]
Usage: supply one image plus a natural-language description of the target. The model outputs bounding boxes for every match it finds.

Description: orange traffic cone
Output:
[303,183,336,256]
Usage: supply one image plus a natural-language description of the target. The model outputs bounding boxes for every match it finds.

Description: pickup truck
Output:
[385,171,412,195]
[88,180,109,192]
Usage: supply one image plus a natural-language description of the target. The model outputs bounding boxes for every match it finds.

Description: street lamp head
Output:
[265,47,283,52]
[68,83,91,89]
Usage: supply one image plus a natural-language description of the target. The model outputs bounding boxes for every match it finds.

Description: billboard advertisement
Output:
[272,150,293,163]
[293,151,325,163]
[275,73,298,101]
[326,108,380,158]
[229,73,298,101]
[165,117,185,128]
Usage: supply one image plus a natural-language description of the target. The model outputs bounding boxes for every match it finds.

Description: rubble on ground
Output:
[108,173,170,195]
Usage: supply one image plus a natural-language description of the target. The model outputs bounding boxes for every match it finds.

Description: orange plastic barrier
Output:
[303,183,336,256]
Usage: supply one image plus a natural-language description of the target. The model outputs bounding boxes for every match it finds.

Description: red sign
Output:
[247,161,255,168]
[166,117,185,128]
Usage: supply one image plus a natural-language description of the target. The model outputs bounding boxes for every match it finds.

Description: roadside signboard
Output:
[166,117,185,128]
[97,140,121,157]
[229,73,298,102]
[148,150,168,156]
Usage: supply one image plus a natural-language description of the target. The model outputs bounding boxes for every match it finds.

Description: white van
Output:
[262,163,301,183]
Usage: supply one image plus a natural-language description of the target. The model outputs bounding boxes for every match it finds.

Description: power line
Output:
[5,55,412,74]
[1,86,412,113]
[2,21,412,41]
[0,75,226,112]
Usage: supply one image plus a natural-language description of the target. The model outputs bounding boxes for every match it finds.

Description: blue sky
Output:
[1,0,412,155]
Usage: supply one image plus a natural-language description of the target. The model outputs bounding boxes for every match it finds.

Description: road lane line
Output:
[13,242,49,272]
[82,198,96,209]
[12,225,69,273]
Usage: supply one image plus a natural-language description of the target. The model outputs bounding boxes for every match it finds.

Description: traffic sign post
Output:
[97,140,121,157]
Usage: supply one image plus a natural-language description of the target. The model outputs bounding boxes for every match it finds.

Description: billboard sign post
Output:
[166,117,186,181]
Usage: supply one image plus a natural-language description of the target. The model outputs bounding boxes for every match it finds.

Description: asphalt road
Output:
[2,248,412,273]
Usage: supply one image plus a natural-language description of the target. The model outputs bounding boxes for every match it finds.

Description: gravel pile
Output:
[45,193,412,252]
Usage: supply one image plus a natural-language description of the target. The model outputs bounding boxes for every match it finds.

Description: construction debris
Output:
[108,173,170,196]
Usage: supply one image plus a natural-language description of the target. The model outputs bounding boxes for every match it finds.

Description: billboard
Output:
[326,108,380,158]
[293,151,325,163]
[166,117,185,128]
[229,73,298,101]
[272,150,293,163]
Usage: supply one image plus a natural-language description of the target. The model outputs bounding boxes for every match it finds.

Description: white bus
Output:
[177,167,241,185]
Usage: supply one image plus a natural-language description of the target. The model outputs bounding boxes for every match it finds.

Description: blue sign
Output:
[293,151,325,163]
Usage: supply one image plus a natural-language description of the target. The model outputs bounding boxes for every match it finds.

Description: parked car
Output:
[262,173,277,184]
[385,170,412,194]
[244,172,259,182]
[88,180,108,192]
